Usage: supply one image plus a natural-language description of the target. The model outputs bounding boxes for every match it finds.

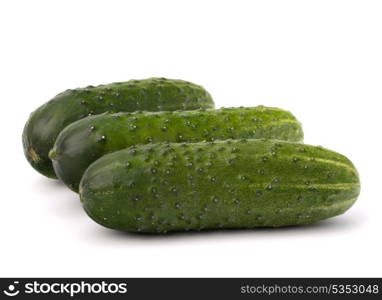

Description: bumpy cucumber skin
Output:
[79,139,360,233]
[51,106,304,192]
[22,78,214,178]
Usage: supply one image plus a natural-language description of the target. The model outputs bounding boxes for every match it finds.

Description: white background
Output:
[0,0,381,277]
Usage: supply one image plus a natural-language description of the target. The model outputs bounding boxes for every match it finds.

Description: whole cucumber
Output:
[23,78,214,178]
[50,106,304,192]
[79,139,360,233]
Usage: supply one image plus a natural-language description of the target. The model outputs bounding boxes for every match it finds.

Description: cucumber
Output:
[79,139,360,233]
[50,106,304,192]
[23,78,214,178]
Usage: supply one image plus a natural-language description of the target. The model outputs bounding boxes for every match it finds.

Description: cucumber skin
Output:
[79,139,360,233]
[22,78,214,178]
[51,106,304,192]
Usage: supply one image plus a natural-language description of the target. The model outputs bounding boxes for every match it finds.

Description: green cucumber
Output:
[79,139,360,233]
[23,78,214,178]
[50,106,304,192]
